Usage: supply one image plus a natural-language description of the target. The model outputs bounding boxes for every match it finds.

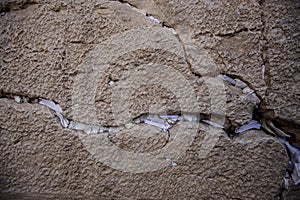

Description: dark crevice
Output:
[0,0,38,13]
[113,0,126,3]
[154,22,202,79]
[69,40,86,44]
[214,73,287,140]
[258,0,271,94]
[132,112,211,124]
[175,35,202,78]
[193,31,214,38]
[223,117,239,138]
[194,27,261,39]
[160,23,202,78]
[220,72,264,102]
[254,99,299,145]
[215,27,261,38]
[0,90,39,104]
[273,118,300,145]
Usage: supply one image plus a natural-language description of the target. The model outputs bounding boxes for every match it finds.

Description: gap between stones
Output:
[0,90,221,135]
[0,73,291,139]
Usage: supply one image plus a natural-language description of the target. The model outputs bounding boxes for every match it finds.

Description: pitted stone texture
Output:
[179,23,267,100]
[0,0,154,120]
[71,26,217,126]
[124,0,262,36]
[0,99,288,199]
[93,48,192,126]
[261,0,300,143]
[108,123,169,153]
[93,47,216,126]
[225,84,258,126]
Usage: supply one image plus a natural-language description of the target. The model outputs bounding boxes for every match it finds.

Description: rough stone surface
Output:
[125,0,267,96]
[124,0,300,142]
[0,0,154,120]
[261,0,300,145]
[0,99,288,199]
[0,0,35,12]
[0,0,298,198]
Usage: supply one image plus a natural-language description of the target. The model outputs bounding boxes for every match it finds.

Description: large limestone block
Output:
[0,0,154,120]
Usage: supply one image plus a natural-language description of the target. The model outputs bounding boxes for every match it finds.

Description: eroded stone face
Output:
[0,0,298,199]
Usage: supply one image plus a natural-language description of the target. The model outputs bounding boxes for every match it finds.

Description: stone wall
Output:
[0,0,299,199]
